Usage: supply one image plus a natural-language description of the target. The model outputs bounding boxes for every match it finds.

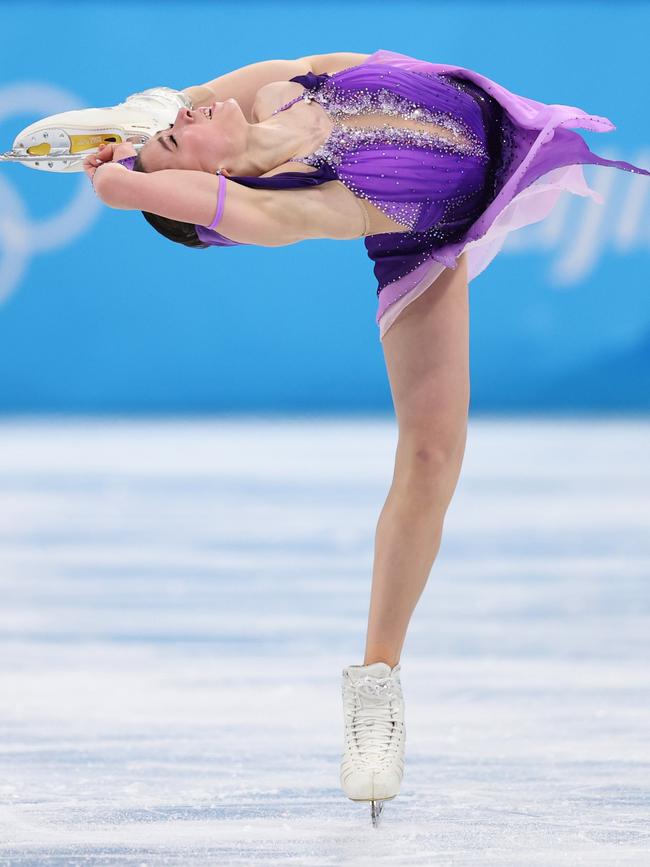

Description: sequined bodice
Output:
[269,65,490,232]
[274,75,486,163]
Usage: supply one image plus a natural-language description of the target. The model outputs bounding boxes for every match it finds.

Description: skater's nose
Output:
[175,107,193,126]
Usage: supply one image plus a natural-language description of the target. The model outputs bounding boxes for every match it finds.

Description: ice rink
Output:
[1,417,648,865]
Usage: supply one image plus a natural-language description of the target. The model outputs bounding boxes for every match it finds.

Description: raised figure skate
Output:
[0,87,192,172]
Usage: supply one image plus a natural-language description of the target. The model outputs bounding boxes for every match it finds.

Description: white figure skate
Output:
[340,661,406,827]
[0,87,192,173]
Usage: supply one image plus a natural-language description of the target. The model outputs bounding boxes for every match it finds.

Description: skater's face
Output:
[137,100,245,174]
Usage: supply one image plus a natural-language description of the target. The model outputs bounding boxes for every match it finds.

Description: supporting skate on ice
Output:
[340,661,406,827]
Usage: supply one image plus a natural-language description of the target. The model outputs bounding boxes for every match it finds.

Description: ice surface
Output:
[0,416,648,865]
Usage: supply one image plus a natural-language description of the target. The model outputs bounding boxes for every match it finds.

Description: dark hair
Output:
[132,152,210,249]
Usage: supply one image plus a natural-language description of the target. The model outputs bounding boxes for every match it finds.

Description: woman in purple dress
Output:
[55,48,650,821]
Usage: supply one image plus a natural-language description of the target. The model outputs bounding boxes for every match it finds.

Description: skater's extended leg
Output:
[364,252,470,667]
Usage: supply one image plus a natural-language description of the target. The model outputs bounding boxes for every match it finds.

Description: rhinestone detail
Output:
[274,76,489,232]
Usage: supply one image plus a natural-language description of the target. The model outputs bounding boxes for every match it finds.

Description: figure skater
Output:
[6,48,648,827]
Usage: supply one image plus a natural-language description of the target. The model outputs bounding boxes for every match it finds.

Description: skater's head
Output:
[130,100,250,247]
[135,100,248,175]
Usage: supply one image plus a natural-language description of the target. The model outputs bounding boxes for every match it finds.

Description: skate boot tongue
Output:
[344,662,397,681]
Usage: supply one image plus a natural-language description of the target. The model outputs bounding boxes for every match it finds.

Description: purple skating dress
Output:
[195,48,650,339]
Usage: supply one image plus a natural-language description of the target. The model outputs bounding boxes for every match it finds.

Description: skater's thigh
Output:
[381,252,470,452]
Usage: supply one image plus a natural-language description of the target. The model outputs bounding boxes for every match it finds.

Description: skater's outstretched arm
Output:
[180,53,370,119]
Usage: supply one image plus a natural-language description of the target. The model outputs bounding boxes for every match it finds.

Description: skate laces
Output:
[344,674,403,766]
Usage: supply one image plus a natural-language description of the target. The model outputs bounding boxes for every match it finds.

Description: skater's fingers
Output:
[111,141,138,161]
[82,153,102,183]
[82,140,136,185]
[94,143,118,163]
[85,141,136,168]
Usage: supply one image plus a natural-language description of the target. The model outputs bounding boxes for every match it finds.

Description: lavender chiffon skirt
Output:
[369,49,650,339]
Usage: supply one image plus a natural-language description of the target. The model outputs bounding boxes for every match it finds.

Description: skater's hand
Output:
[83,141,138,184]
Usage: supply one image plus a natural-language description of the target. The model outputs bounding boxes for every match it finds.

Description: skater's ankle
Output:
[363,656,399,668]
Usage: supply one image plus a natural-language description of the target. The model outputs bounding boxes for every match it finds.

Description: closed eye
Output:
[155,124,176,154]
[163,123,177,149]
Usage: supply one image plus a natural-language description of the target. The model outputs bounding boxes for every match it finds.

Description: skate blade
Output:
[371,799,384,827]
[346,794,397,803]
[0,151,79,172]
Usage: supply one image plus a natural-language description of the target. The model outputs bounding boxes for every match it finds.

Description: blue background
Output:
[0,1,648,414]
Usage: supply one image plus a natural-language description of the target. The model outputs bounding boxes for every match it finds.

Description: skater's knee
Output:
[393,426,467,494]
